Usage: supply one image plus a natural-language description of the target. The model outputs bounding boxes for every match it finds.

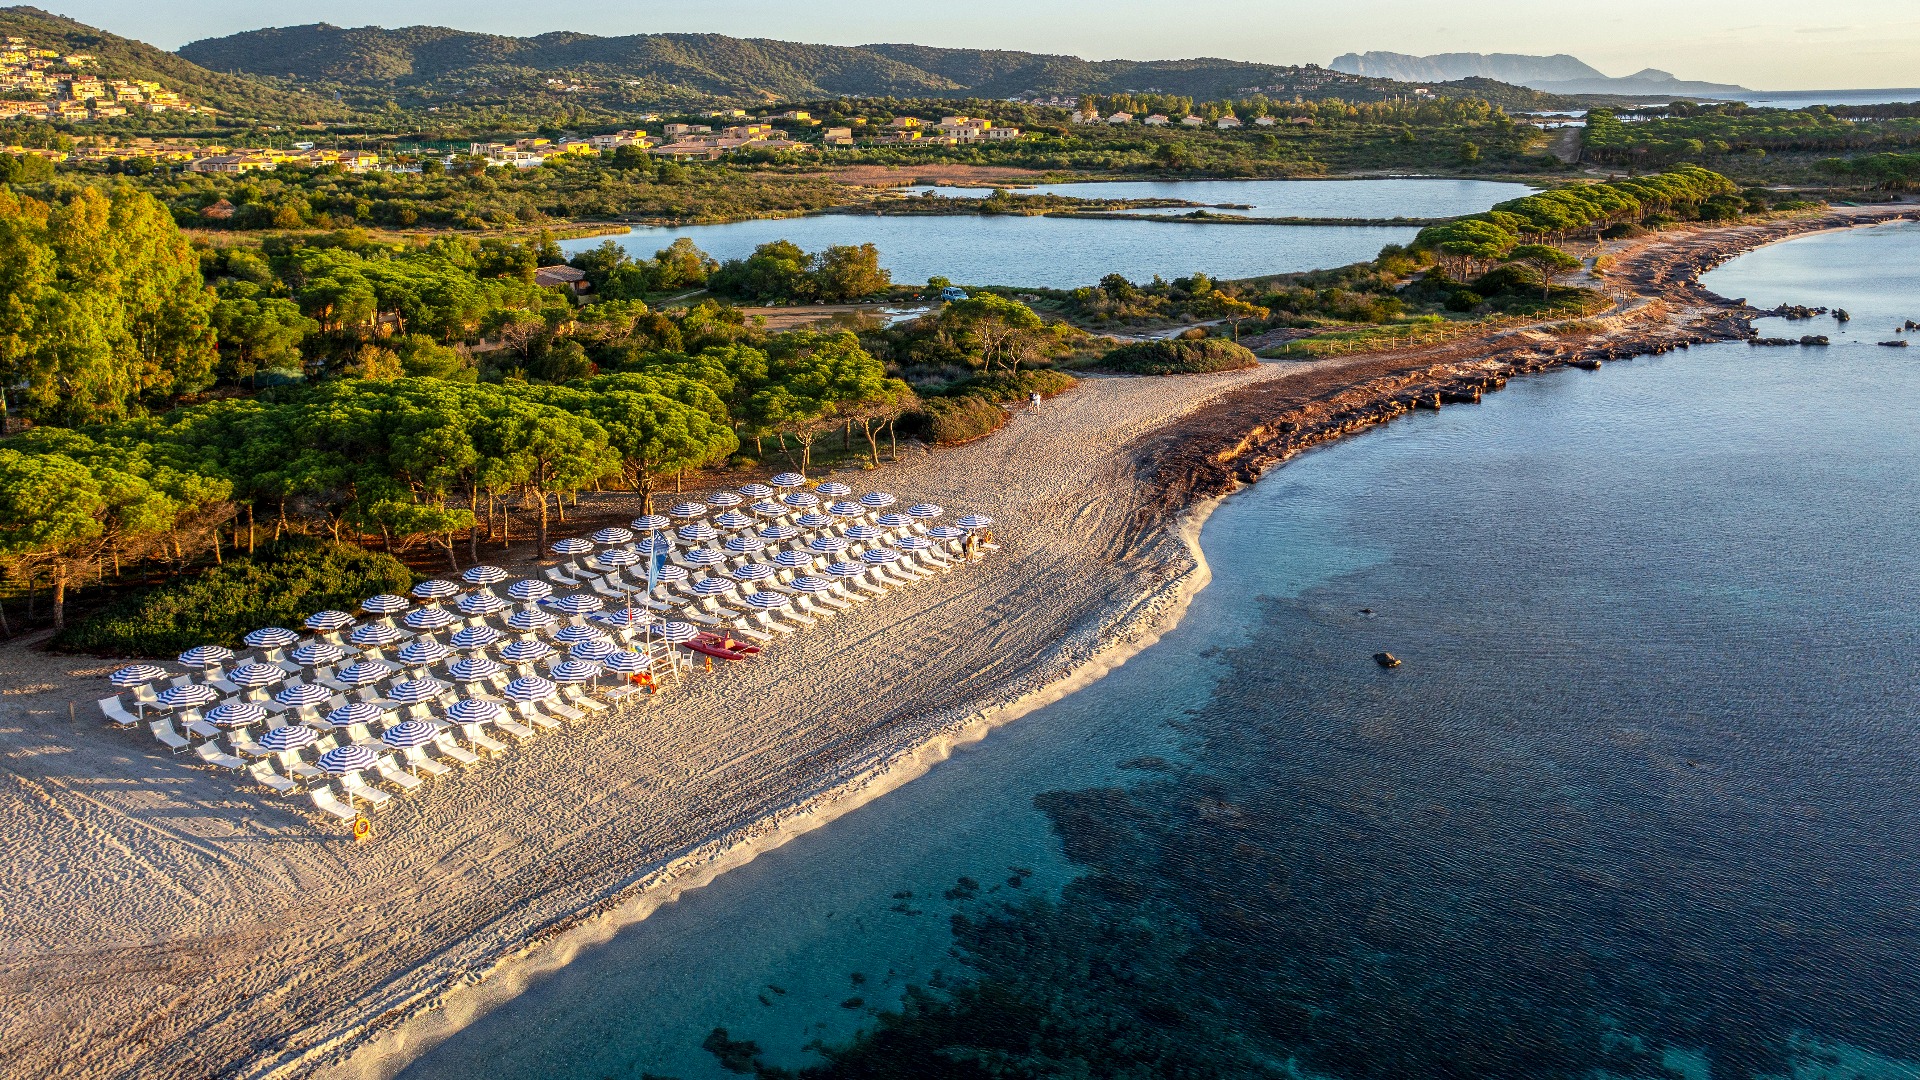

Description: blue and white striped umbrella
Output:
[706,491,744,508]
[325,701,386,728]
[815,481,853,497]
[507,578,554,603]
[732,563,776,581]
[676,522,719,542]
[305,610,355,631]
[506,608,556,632]
[596,547,641,568]
[351,623,404,647]
[503,676,557,702]
[771,550,813,568]
[259,725,316,752]
[206,701,267,728]
[177,645,234,667]
[463,565,510,586]
[382,719,438,749]
[109,664,168,688]
[749,500,785,517]
[740,591,791,610]
[551,537,595,556]
[629,514,671,531]
[590,527,635,545]
[387,678,446,705]
[651,563,688,584]
[498,639,555,663]
[450,625,501,651]
[157,683,219,709]
[861,548,902,564]
[770,472,806,488]
[927,525,967,540]
[546,592,604,615]
[794,513,833,529]
[809,535,850,553]
[411,580,460,600]
[894,535,933,551]
[591,608,648,628]
[569,639,618,662]
[824,560,865,578]
[446,698,502,724]
[405,606,457,630]
[682,547,727,567]
[228,662,286,688]
[317,744,379,775]
[789,575,834,594]
[955,514,994,530]
[652,621,702,644]
[844,524,882,541]
[553,624,610,645]
[397,638,451,666]
[457,590,508,616]
[275,683,333,708]
[244,627,300,649]
[780,491,819,509]
[711,510,753,530]
[907,503,942,519]
[759,525,800,541]
[739,483,776,498]
[828,500,864,517]
[669,501,709,519]
[603,649,654,673]
[448,655,503,681]
[875,513,911,530]
[337,660,394,686]
[361,594,410,615]
[861,492,898,509]
[633,535,676,555]
[687,577,736,597]
[550,659,600,683]
[725,534,766,553]
[290,641,346,666]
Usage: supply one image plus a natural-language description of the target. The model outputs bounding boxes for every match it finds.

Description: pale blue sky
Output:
[51,0,1920,90]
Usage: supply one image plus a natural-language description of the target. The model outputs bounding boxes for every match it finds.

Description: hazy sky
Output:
[53,0,1920,90]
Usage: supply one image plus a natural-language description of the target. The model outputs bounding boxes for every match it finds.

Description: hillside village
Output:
[0,35,193,121]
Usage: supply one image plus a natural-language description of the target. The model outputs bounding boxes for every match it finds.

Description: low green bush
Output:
[938,369,1078,402]
[908,395,1008,445]
[54,539,417,657]
[1101,338,1260,375]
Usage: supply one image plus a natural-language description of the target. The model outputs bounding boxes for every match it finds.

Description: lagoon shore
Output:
[0,205,1911,1080]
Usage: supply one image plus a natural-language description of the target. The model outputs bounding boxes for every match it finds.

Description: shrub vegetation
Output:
[1101,338,1260,374]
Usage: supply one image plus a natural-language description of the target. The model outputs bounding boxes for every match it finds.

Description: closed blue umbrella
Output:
[350,623,403,647]
[828,500,864,517]
[712,510,753,529]
[844,524,882,541]
[629,514,671,531]
[382,720,438,752]
[771,550,813,568]
[732,563,775,581]
[570,639,618,662]
[337,660,394,686]
[206,701,267,728]
[275,683,332,708]
[862,548,902,565]
[956,514,993,530]
[499,639,555,663]
[603,650,654,673]
[875,513,911,530]
[591,527,634,545]
[449,655,503,681]
[706,491,744,508]
[387,678,445,705]
[550,659,600,683]
[360,594,410,615]
[669,501,709,519]
[318,744,379,775]
[677,522,719,542]
[228,662,286,688]
[109,664,168,688]
[507,578,554,603]
[397,638,451,666]
[907,502,941,519]
[504,676,557,702]
[457,590,508,616]
[554,624,610,645]
[759,524,799,541]
[446,698,502,724]
[781,491,819,509]
[157,683,218,709]
[325,701,386,728]
[726,534,767,554]
[739,483,776,498]
[749,500,785,517]
[404,606,457,631]
[790,575,834,594]
[411,580,460,600]
[260,725,316,752]
[740,591,791,611]
[551,537,595,556]
[547,592,603,615]
[861,492,897,509]
[824,561,865,578]
[809,535,849,554]
[927,525,966,540]
[305,610,354,631]
[449,625,501,651]
[770,472,805,488]
[596,547,641,568]
[506,608,556,633]
[177,645,234,667]
[687,577,736,597]
[244,627,300,649]
[794,512,832,529]
[463,564,509,586]
[290,642,346,666]
[816,481,853,497]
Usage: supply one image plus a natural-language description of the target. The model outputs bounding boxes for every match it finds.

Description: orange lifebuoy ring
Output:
[352,816,372,841]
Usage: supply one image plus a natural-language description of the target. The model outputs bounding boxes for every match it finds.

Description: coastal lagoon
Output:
[410,222,1920,1079]
[902,177,1536,218]
[559,179,1531,289]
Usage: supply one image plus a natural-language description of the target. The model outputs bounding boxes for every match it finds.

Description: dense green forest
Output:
[1582,104,1920,179]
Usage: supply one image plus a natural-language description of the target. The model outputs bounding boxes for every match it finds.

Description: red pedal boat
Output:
[686,633,760,661]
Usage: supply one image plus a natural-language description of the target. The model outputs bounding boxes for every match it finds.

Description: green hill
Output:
[0,6,344,120]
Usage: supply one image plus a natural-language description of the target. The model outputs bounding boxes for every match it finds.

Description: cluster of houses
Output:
[467,131,653,167]
[1070,110,1311,129]
[0,37,193,122]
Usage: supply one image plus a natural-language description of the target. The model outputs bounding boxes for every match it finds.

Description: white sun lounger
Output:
[229,730,267,758]
[746,610,797,635]
[374,758,424,791]
[513,701,563,731]
[561,685,608,713]
[490,714,536,740]
[402,745,453,777]
[341,772,393,808]
[150,719,190,754]
[194,742,247,770]
[277,750,324,782]
[433,732,482,765]
[310,787,358,821]
[248,760,298,794]
[98,696,142,727]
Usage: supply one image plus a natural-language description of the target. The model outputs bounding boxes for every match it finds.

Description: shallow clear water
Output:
[407,222,1920,1079]
[901,177,1535,218]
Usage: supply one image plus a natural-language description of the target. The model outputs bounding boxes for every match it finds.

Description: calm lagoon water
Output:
[559,179,1531,289]
[904,177,1536,218]
[409,221,1920,1079]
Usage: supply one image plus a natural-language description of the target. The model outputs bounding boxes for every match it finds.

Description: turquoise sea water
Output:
[406,221,1920,1079]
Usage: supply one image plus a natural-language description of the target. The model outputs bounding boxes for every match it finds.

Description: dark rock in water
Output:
[1835,309,1851,322]
[1574,358,1603,370]
[1373,652,1402,668]
[1880,340,1911,348]
[1359,607,1377,617]
[1799,335,1830,346]
[1750,337,1795,347]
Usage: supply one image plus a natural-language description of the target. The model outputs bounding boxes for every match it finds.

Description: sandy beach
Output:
[0,204,1911,1080]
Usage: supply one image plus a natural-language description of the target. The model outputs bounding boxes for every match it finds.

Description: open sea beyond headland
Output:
[404,221,1920,1079]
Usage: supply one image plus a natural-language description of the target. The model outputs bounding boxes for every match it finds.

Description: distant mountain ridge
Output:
[1330,50,1749,97]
